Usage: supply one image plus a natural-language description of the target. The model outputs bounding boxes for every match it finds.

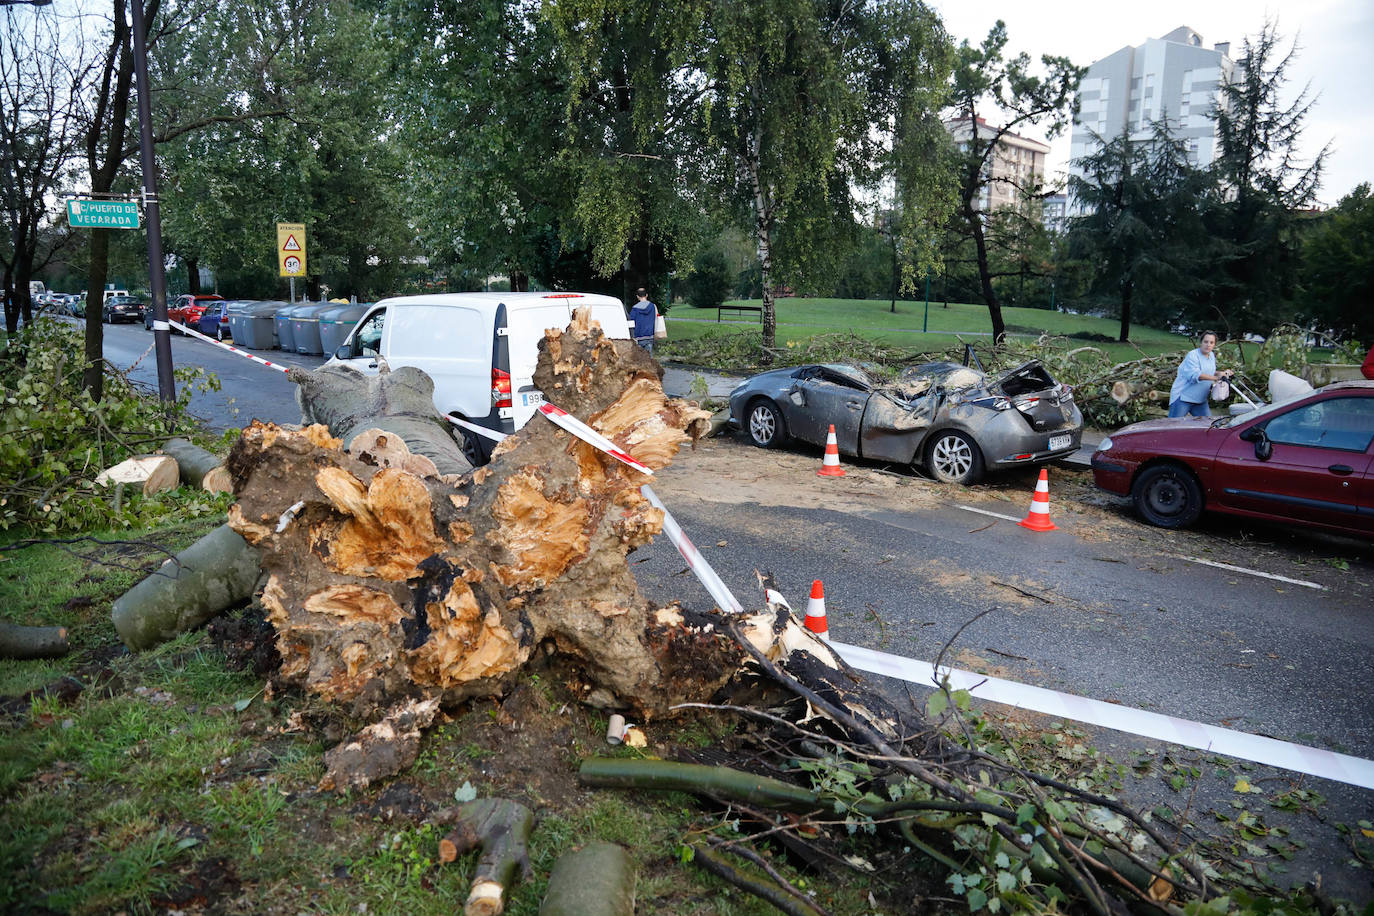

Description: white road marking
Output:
[829,640,1373,790]
[956,504,1022,523]
[1173,555,1325,590]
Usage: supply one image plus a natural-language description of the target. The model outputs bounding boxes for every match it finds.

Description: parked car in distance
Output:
[1091,381,1374,537]
[196,299,236,340]
[103,295,146,324]
[154,294,223,331]
[728,351,1083,484]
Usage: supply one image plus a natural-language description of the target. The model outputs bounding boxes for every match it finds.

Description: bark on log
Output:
[436,798,534,916]
[95,455,178,495]
[225,309,739,717]
[161,437,232,493]
[111,523,262,650]
[0,621,70,659]
[291,362,470,479]
[539,841,635,916]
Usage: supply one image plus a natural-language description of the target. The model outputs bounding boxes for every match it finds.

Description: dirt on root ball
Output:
[208,604,282,677]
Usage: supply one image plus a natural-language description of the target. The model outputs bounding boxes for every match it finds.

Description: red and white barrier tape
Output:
[444,414,508,442]
[828,640,1374,790]
[640,484,744,614]
[537,402,653,475]
[167,319,291,374]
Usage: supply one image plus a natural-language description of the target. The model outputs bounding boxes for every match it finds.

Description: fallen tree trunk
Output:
[161,437,232,493]
[437,798,534,916]
[539,841,636,916]
[0,621,70,659]
[291,362,470,479]
[225,309,737,717]
[111,523,262,650]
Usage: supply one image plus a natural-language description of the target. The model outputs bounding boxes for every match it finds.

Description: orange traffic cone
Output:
[817,425,845,477]
[1018,468,1058,532]
[804,580,829,639]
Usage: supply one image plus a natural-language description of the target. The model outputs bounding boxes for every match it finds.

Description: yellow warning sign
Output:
[276,223,306,277]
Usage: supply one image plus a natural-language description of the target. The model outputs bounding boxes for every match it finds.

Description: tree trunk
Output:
[539,841,636,916]
[161,437,232,493]
[94,454,179,495]
[967,202,1006,344]
[1118,281,1132,343]
[225,309,739,718]
[186,256,200,294]
[111,523,262,650]
[82,227,110,400]
[0,621,70,660]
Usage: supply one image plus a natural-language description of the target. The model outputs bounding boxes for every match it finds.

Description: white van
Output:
[102,288,129,304]
[325,291,632,462]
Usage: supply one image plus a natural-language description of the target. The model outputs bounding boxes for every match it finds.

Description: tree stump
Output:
[161,438,232,493]
[225,309,741,717]
[95,455,178,495]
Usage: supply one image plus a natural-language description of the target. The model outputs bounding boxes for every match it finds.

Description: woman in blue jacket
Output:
[1168,330,1233,418]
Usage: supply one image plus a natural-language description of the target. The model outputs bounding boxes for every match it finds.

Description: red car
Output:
[1091,381,1374,538]
[151,294,223,331]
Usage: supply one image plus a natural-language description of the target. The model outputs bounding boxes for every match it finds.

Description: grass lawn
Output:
[664,296,1190,363]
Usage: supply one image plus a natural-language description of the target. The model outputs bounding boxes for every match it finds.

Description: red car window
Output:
[1265,397,1374,452]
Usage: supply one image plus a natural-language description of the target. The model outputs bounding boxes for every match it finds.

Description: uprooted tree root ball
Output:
[224,309,737,720]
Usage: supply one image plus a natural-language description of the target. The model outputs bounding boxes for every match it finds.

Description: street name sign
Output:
[66,199,140,229]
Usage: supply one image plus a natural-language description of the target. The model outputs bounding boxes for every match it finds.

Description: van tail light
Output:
[491,368,512,409]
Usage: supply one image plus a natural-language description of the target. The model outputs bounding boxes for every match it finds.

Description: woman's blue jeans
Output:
[1168,399,1209,418]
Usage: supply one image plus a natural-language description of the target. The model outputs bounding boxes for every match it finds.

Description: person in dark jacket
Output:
[629,288,657,354]
[1362,342,1374,380]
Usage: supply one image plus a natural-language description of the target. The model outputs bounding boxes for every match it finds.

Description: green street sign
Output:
[66,198,140,230]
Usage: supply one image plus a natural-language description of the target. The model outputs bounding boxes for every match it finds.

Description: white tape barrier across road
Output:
[167,319,291,374]
[190,336,1370,788]
[830,640,1374,790]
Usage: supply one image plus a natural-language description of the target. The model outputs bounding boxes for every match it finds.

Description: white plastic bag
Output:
[653,312,667,340]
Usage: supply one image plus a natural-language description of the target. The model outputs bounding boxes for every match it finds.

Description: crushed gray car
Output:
[727,353,1083,484]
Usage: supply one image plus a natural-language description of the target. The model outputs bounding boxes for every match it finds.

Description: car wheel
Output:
[926,430,983,485]
[216,325,226,341]
[1132,463,1203,529]
[458,426,492,467]
[746,399,788,449]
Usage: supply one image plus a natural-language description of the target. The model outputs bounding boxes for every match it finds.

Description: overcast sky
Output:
[930,0,1373,206]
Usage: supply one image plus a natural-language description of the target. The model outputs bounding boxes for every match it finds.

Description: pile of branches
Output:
[580,608,1273,916]
[0,319,228,532]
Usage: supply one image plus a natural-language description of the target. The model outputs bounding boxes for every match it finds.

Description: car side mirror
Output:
[334,343,354,360]
[787,386,806,408]
[1239,426,1272,461]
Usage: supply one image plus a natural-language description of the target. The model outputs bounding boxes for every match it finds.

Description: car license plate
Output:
[1049,434,1071,451]
[521,391,544,408]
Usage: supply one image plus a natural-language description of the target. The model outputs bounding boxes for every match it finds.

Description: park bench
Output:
[717,304,763,323]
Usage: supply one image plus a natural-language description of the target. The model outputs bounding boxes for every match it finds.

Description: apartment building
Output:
[945,116,1052,214]
[1068,26,1235,207]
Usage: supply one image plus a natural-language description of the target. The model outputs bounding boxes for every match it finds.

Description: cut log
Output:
[161,437,232,493]
[225,309,738,717]
[436,798,534,916]
[0,621,70,659]
[95,455,178,495]
[539,841,636,916]
[111,523,262,650]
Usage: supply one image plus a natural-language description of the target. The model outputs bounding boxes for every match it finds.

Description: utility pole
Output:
[129,0,175,403]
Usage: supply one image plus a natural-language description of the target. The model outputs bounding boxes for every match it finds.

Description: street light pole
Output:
[128,0,175,403]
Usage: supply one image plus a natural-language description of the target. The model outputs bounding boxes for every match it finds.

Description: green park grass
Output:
[662,296,1191,363]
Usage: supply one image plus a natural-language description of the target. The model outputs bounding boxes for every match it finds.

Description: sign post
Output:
[277,223,306,303]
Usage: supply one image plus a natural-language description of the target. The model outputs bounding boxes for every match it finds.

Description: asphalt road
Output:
[98,320,1374,900]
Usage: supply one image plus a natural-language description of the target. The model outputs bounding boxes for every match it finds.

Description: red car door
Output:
[1213,394,1374,534]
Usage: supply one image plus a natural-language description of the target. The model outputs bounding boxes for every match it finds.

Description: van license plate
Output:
[1049,434,1071,451]
[521,391,544,408]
